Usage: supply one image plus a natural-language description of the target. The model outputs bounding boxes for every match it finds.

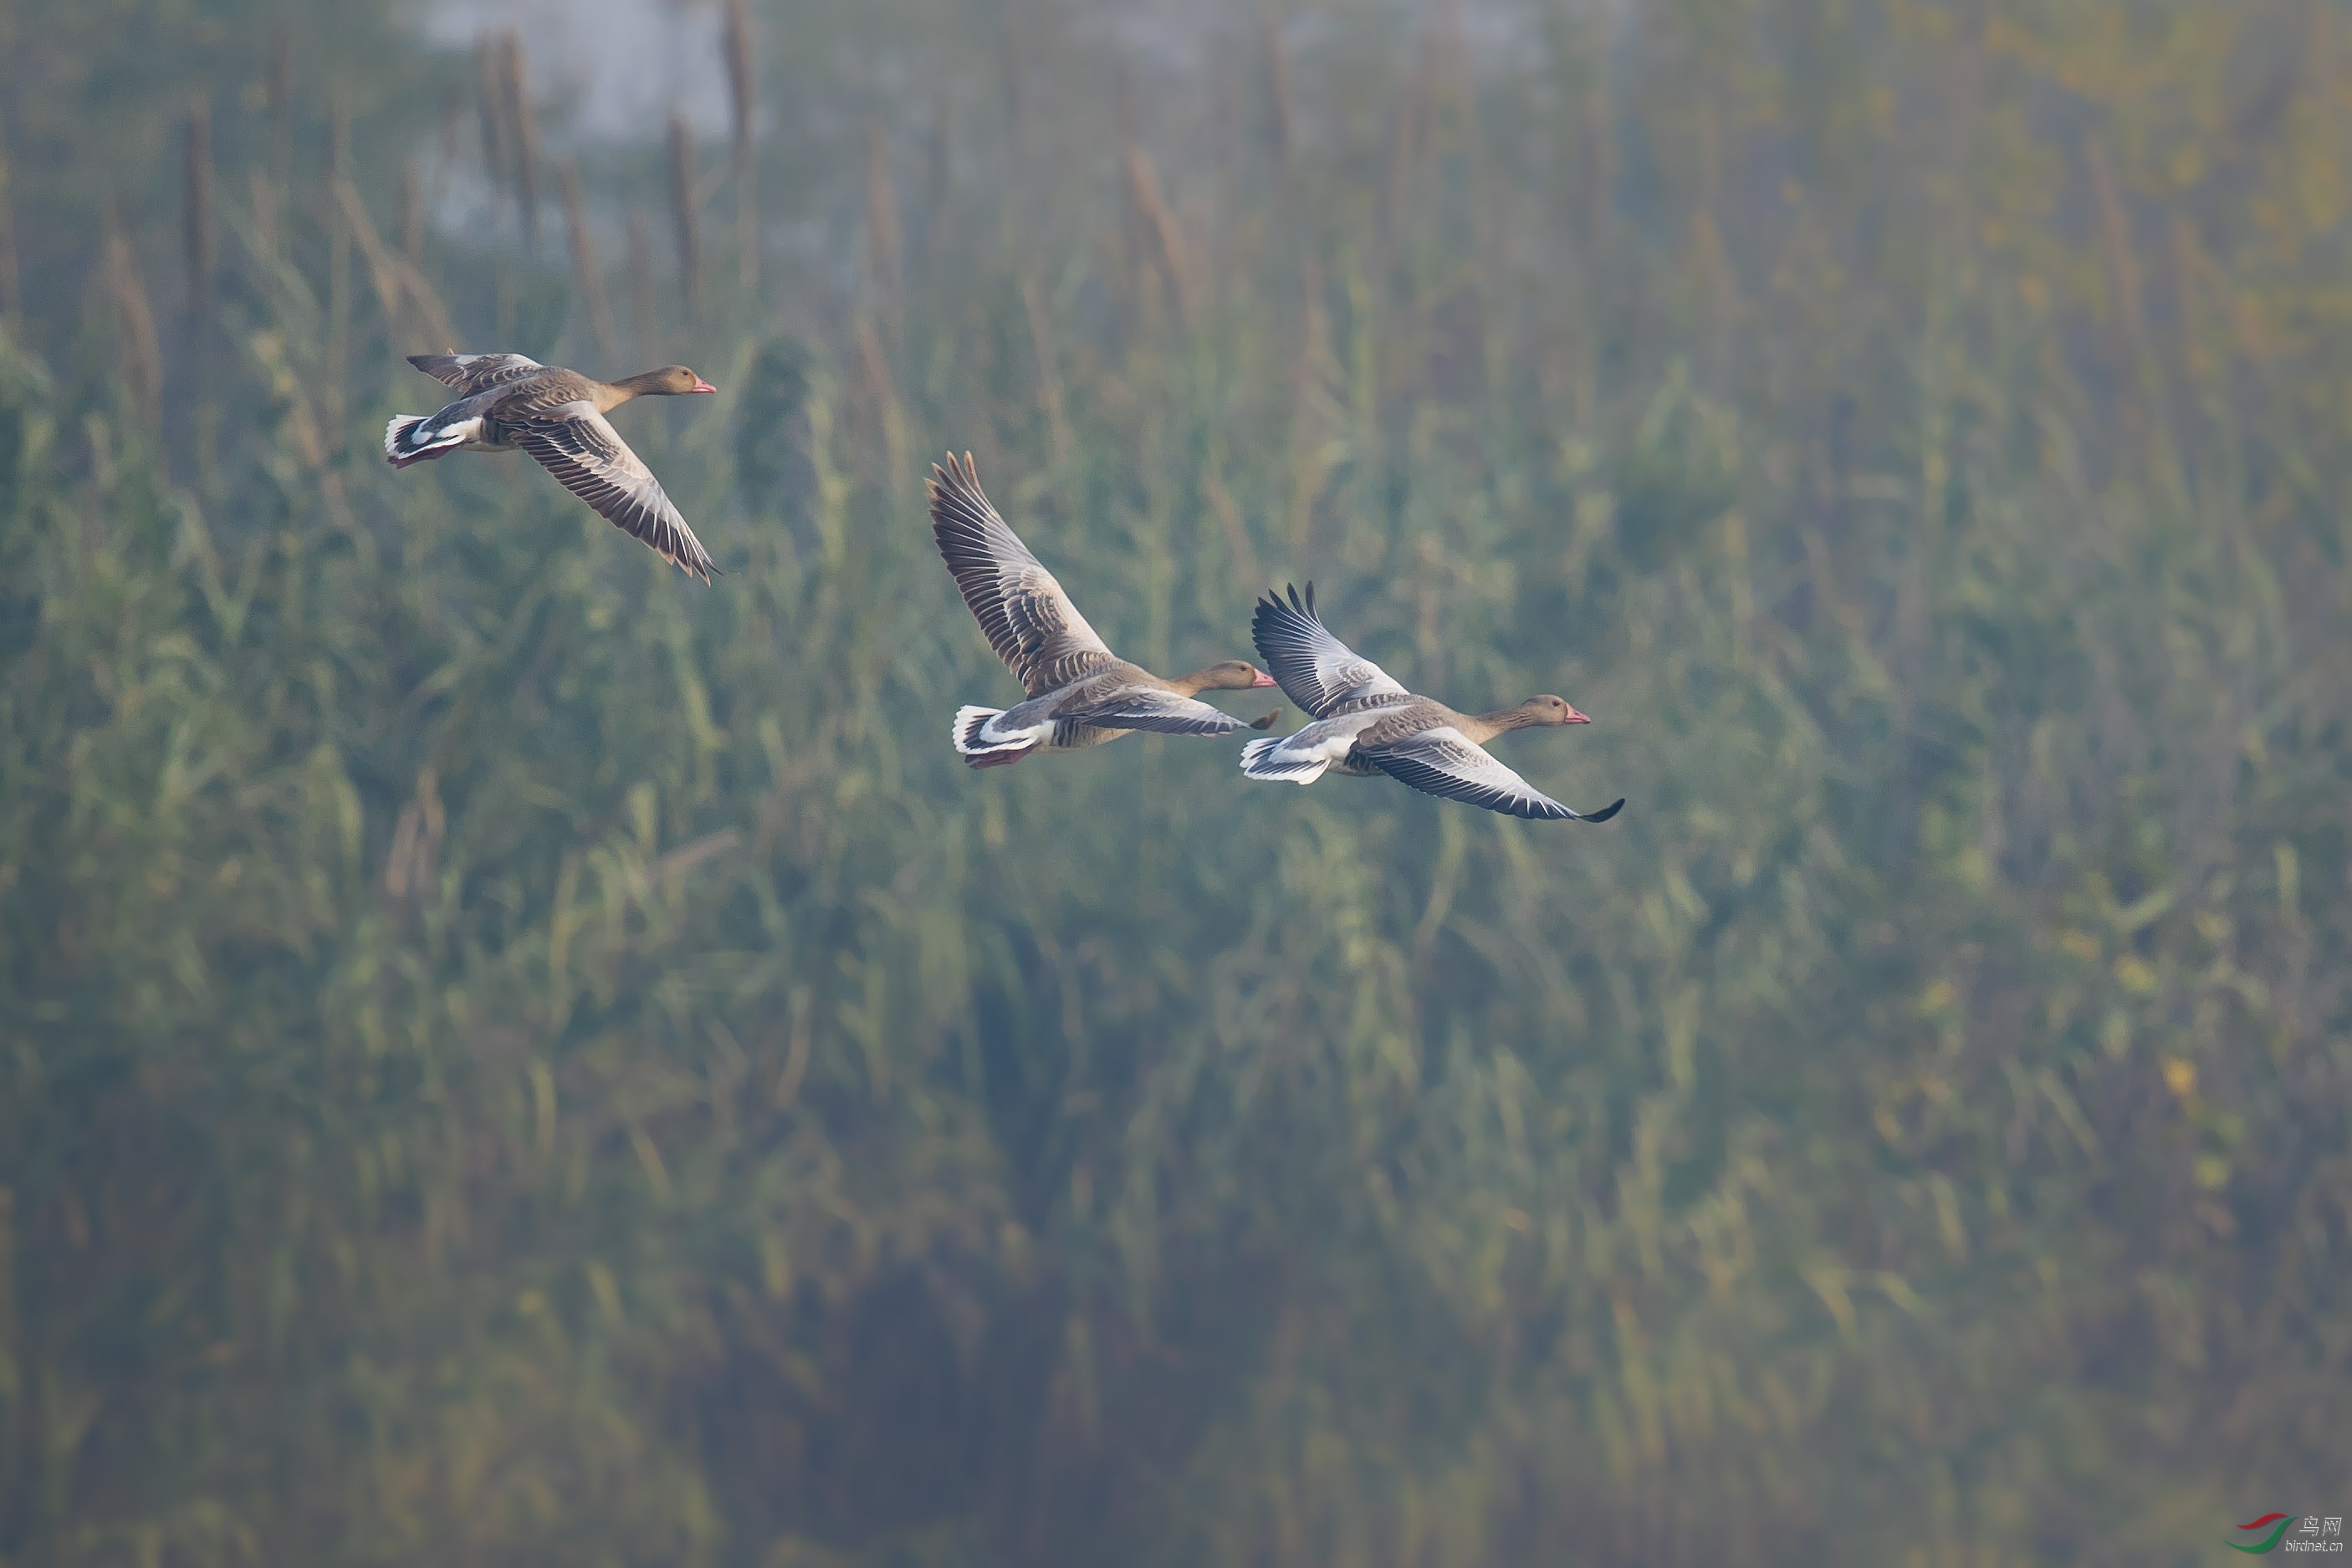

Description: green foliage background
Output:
[3,1,2349,1563]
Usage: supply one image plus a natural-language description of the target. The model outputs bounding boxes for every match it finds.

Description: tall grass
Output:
[1,3,2349,1565]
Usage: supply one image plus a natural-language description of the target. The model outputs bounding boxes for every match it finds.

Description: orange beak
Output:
[689,377,718,394]
[1250,670,1279,687]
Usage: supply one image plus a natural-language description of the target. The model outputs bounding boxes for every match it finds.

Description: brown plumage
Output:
[1241,583,1624,822]
[384,354,719,581]
[929,452,1279,769]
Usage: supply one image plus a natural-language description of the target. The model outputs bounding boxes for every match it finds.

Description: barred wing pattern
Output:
[406,353,545,396]
[1251,583,1411,719]
[1363,728,1626,822]
[512,403,718,581]
[928,453,1117,697]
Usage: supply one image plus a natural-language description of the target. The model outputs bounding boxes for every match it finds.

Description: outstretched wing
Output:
[928,452,1117,697]
[511,402,717,582]
[408,352,545,396]
[1363,727,1625,822]
[1250,582,1412,719]
[1063,687,1255,738]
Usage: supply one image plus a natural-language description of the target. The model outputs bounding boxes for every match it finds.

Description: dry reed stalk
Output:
[559,161,620,365]
[396,258,458,353]
[102,216,164,434]
[1020,268,1072,466]
[1122,144,1194,325]
[1204,469,1259,591]
[723,0,758,294]
[1286,255,1341,564]
[383,768,445,905]
[1262,17,1293,174]
[183,103,216,324]
[1002,6,1026,155]
[335,180,408,332]
[928,93,950,214]
[2085,144,2151,390]
[399,156,424,266]
[0,124,18,328]
[325,95,352,435]
[865,125,902,302]
[1112,58,1138,151]
[500,32,539,253]
[667,114,701,320]
[1582,85,1615,254]
[432,84,463,219]
[1382,42,1433,248]
[855,313,908,489]
[269,25,293,192]
[184,100,217,482]
[248,166,279,261]
[627,210,657,355]
[474,35,509,192]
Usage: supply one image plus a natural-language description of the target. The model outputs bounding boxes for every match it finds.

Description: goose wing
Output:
[407,352,545,397]
[1250,582,1412,719]
[1361,726,1625,822]
[1062,686,1256,737]
[511,401,717,582]
[929,452,1117,697]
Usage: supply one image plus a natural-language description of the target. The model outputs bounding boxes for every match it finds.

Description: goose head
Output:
[618,365,719,396]
[1191,660,1281,691]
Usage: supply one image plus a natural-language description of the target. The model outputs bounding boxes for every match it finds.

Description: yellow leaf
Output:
[2161,1058,2196,1102]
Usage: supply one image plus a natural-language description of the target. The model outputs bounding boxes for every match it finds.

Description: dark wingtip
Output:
[1249,708,1282,730]
[1577,798,1627,824]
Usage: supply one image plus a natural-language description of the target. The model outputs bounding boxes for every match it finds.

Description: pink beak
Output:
[1565,707,1593,724]
[1250,670,1279,687]
[688,377,718,394]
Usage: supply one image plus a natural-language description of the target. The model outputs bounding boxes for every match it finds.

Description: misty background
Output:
[2,0,2348,1564]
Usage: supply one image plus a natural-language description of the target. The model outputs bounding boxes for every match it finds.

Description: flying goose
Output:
[928,452,1280,769]
[385,354,719,581]
[1240,583,1624,822]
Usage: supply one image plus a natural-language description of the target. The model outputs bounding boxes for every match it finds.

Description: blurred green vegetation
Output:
[3,1,2349,1564]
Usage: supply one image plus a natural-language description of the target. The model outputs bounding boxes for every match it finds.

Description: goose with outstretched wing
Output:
[928,452,1281,769]
[1240,583,1624,823]
[385,354,720,581]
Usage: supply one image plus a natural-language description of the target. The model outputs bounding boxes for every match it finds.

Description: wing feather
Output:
[511,403,717,582]
[407,353,545,396]
[1063,687,1253,737]
[1250,582,1411,719]
[928,452,1117,696]
[1362,727,1624,822]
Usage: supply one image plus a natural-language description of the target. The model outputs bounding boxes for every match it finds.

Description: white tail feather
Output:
[954,705,1024,755]
[384,414,485,466]
[383,416,428,460]
[1240,736,1328,784]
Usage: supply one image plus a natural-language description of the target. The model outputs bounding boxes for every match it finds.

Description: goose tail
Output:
[1240,735,1329,785]
[384,414,479,467]
[953,706,1037,766]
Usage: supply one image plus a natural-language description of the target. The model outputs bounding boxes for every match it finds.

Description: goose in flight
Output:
[1240,583,1624,822]
[928,452,1281,769]
[385,354,719,581]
